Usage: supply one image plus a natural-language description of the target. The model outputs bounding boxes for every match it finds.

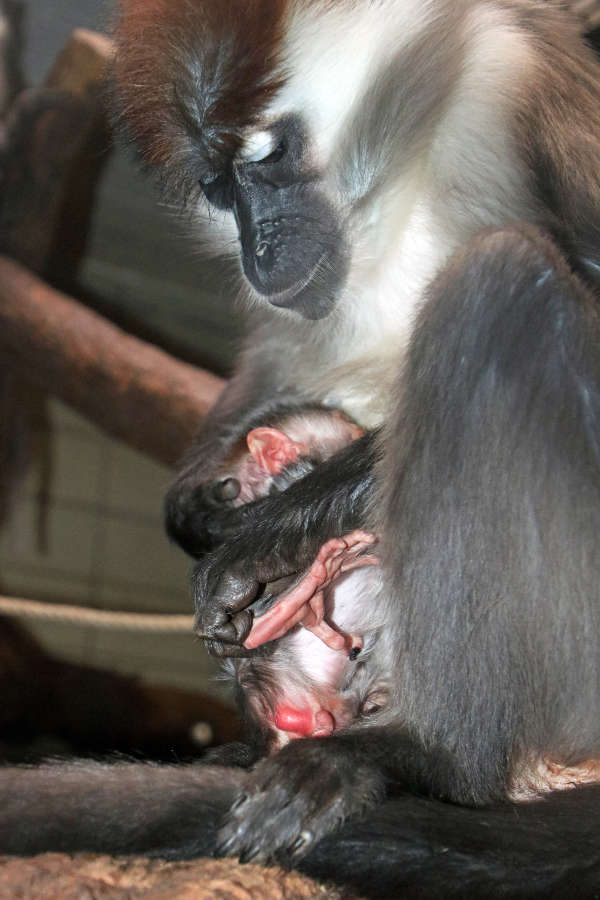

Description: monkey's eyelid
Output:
[238,131,285,165]
[198,171,220,187]
[238,130,276,162]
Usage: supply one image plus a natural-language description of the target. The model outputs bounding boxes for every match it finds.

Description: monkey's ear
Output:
[246,428,308,475]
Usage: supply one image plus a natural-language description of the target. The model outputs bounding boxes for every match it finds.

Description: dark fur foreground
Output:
[1,761,600,898]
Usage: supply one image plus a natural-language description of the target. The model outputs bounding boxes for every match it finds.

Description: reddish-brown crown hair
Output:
[113,0,288,198]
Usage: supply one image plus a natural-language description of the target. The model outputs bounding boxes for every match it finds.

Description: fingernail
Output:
[215,835,237,856]
[231,793,248,812]
[290,830,313,854]
[239,845,262,863]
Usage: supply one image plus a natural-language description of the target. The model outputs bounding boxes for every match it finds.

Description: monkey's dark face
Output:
[203,116,348,320]
[113,0,357,321]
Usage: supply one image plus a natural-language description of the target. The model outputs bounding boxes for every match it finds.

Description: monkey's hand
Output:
[165,478,247,558]
[193,531,314,657]
[193,432,379,656]
[215,736,386,864]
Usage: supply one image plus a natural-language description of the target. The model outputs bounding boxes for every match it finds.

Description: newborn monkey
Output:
[208,406,385,745]
[211,405,365,507]
[210,405,374,651]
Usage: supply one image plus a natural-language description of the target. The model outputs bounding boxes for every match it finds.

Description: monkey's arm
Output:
[214,725,600,873]
[164,357,303,557]
[192,431,380,656]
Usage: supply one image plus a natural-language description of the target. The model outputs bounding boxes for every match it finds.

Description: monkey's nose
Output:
[254,238,275,278]
[274,705,335,737]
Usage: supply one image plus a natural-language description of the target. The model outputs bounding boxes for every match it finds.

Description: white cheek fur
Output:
[270,1,438,165]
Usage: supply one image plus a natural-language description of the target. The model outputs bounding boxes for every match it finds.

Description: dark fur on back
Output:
[378,226,600,803]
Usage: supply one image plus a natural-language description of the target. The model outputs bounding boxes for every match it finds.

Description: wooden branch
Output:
[0,257,225,467]
[45,28,114,98]
[0,0,24,120]
[0,29,114,274]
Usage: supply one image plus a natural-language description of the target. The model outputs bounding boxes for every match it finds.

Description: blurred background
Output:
[0,0,598,763]
[0,0,244,763]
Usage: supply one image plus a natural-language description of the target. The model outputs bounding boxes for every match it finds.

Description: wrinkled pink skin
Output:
[244,530,379,651]
[216,417,380,739]
[243,530,379,738]
[274,706,336,738]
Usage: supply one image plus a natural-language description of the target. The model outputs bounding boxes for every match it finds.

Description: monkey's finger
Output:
[303,614,347,651]
[195,560,259,613]
[340,529,378,546]
[244,596,313,648]
[211,477,241,502]
[203,639,256,658]
[339,553,380,574]
[244,563,329,648]
[207,608,254,646]
[307,589,326,624]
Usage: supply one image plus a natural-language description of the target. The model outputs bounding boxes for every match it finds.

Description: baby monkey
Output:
[211,405,372,651]
[207,406,385,745]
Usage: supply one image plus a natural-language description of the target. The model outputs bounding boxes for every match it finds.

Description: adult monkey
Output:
[2,1,600,896]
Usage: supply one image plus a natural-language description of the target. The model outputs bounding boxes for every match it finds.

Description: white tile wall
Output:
[0,397,232,704]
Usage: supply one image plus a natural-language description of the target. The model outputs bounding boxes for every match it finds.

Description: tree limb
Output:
[0,257,225,467]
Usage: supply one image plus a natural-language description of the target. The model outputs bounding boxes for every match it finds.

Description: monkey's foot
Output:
[216,736,385,865]
[243,530,378,651]
[510,757,600,800]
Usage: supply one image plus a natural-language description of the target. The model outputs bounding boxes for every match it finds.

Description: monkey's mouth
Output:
[242,243,348,320]
[259,251,328,304]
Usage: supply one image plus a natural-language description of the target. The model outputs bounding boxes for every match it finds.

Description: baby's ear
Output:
[246,427,307,475]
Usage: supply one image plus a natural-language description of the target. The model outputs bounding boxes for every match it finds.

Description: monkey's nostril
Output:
[254,240,275,277]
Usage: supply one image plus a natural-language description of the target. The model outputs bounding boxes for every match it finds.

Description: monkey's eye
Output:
[239,131,286,165]
[359,688,389,717]
[210,477,241,503]
[199,171,234,210]
[257,140,286,165]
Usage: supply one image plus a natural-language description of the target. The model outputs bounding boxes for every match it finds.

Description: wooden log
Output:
[0,29,114,275]
[0,1,30,527]
[0,29,116,521]
[45,28,114,99]
[0,257,225,467]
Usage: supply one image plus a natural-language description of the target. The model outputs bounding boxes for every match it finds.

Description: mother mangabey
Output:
[1,2,600,896]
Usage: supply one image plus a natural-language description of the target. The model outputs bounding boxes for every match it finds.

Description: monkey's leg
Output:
[3,758,600,897]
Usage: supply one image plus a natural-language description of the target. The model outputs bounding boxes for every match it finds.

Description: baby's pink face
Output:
[266,689,358,749]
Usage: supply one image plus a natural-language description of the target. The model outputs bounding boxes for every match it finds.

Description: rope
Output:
[0,595,194,633]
